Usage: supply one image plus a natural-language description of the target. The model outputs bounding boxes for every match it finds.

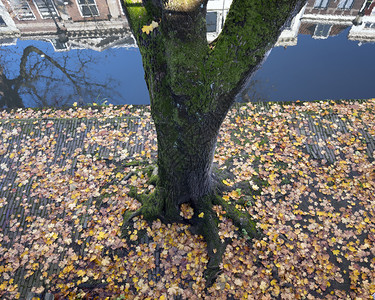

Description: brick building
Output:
[348,0,375,43]
[299,0,365,39]
[0,0,136,51]
[275,0,375,46]
[1,0,236,50]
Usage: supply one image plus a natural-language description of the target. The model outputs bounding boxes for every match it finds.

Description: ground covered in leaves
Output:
[0,100,374,299]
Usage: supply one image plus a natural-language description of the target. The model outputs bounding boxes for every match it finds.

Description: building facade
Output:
[275,0,375,46]
[0,0,136,51]
[206,0,232,42]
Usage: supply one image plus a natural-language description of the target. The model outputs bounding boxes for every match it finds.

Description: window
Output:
[7,0,36,20]
[51,39,69,51]
[314,24,331,38]
[365,22,375,29]
[314,0,330,9]
[77,0,99,17]
[338,0,353,10]
[33,0,58,19]
[206,12,217,33]
[0,16,6,27]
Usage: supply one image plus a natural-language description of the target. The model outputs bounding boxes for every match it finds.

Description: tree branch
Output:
[207,0,307,112]
[19,46,82,96]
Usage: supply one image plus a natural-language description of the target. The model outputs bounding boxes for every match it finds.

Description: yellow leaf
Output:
[198,212,204,218]
[142,21,159,34]
[229,190,240,198]
[142,24,153,34]
[200,256,208,263]
[332,250,340,255]
[62,265,74,274]
[97,231,106,240]
[269,173,277,181]
[116,172,124,180]
[0,281,7,290]
[222,179,231,186]
[363,182,371,188]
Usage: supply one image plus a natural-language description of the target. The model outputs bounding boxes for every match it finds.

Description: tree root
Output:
[189,194,262,287]
[121,188,261,287]
[121,185,186,237]
[190,203,227,287]
[213,195,262,240]
[121,209,142,235]
[119,166,262,288]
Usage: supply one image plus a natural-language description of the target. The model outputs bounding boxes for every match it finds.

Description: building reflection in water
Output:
[0,0,374,108]
[0,0,138,108]
[276,0,375,47]
[0,0,136,51]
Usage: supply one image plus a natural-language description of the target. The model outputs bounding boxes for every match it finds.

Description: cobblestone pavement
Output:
[0,106,156,299]
[0,101,374,298]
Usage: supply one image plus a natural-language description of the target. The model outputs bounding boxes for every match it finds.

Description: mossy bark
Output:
[122,0,306,285]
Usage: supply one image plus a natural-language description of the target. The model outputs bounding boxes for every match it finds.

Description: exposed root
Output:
[121,186,261,287]
[189,194,261,287]
[119,165,261,288]
[213,195,262,240]
[121,209,143,237]
[121,187,186,237]
[190,203,227,287]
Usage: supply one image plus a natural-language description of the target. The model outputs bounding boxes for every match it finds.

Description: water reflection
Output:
[0,0,141,108]
[0,43,130,108]
[239,0,375,102]
[1,0,375,107]
[276,0,375,46]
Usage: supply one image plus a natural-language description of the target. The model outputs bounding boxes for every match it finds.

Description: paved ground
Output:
[0,105,156,299]
[0,101,374,299]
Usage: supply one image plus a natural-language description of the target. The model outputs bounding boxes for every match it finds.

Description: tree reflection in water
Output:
[0,43,124,108]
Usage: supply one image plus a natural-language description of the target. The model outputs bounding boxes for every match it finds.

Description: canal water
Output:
[1,0,374,108]
[245,27,375,103]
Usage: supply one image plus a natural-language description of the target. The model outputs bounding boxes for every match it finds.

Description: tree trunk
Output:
[136,4,229,221]
[122,0,307,285]
[155,111,222,220]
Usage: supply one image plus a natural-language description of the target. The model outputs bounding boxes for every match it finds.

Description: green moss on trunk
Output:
[121,0,307,287]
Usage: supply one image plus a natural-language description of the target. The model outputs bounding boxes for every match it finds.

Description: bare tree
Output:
[0,44,123,108]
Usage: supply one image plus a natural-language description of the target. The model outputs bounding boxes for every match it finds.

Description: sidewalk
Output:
[0,105,156,299]
[0,101,374,299]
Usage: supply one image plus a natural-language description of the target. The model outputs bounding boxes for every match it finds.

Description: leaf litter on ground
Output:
[0,100,374,299]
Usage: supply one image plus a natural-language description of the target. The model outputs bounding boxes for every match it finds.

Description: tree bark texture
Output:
[123,0,307,218]
[122,0,307,284]
[137,3,229,220]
